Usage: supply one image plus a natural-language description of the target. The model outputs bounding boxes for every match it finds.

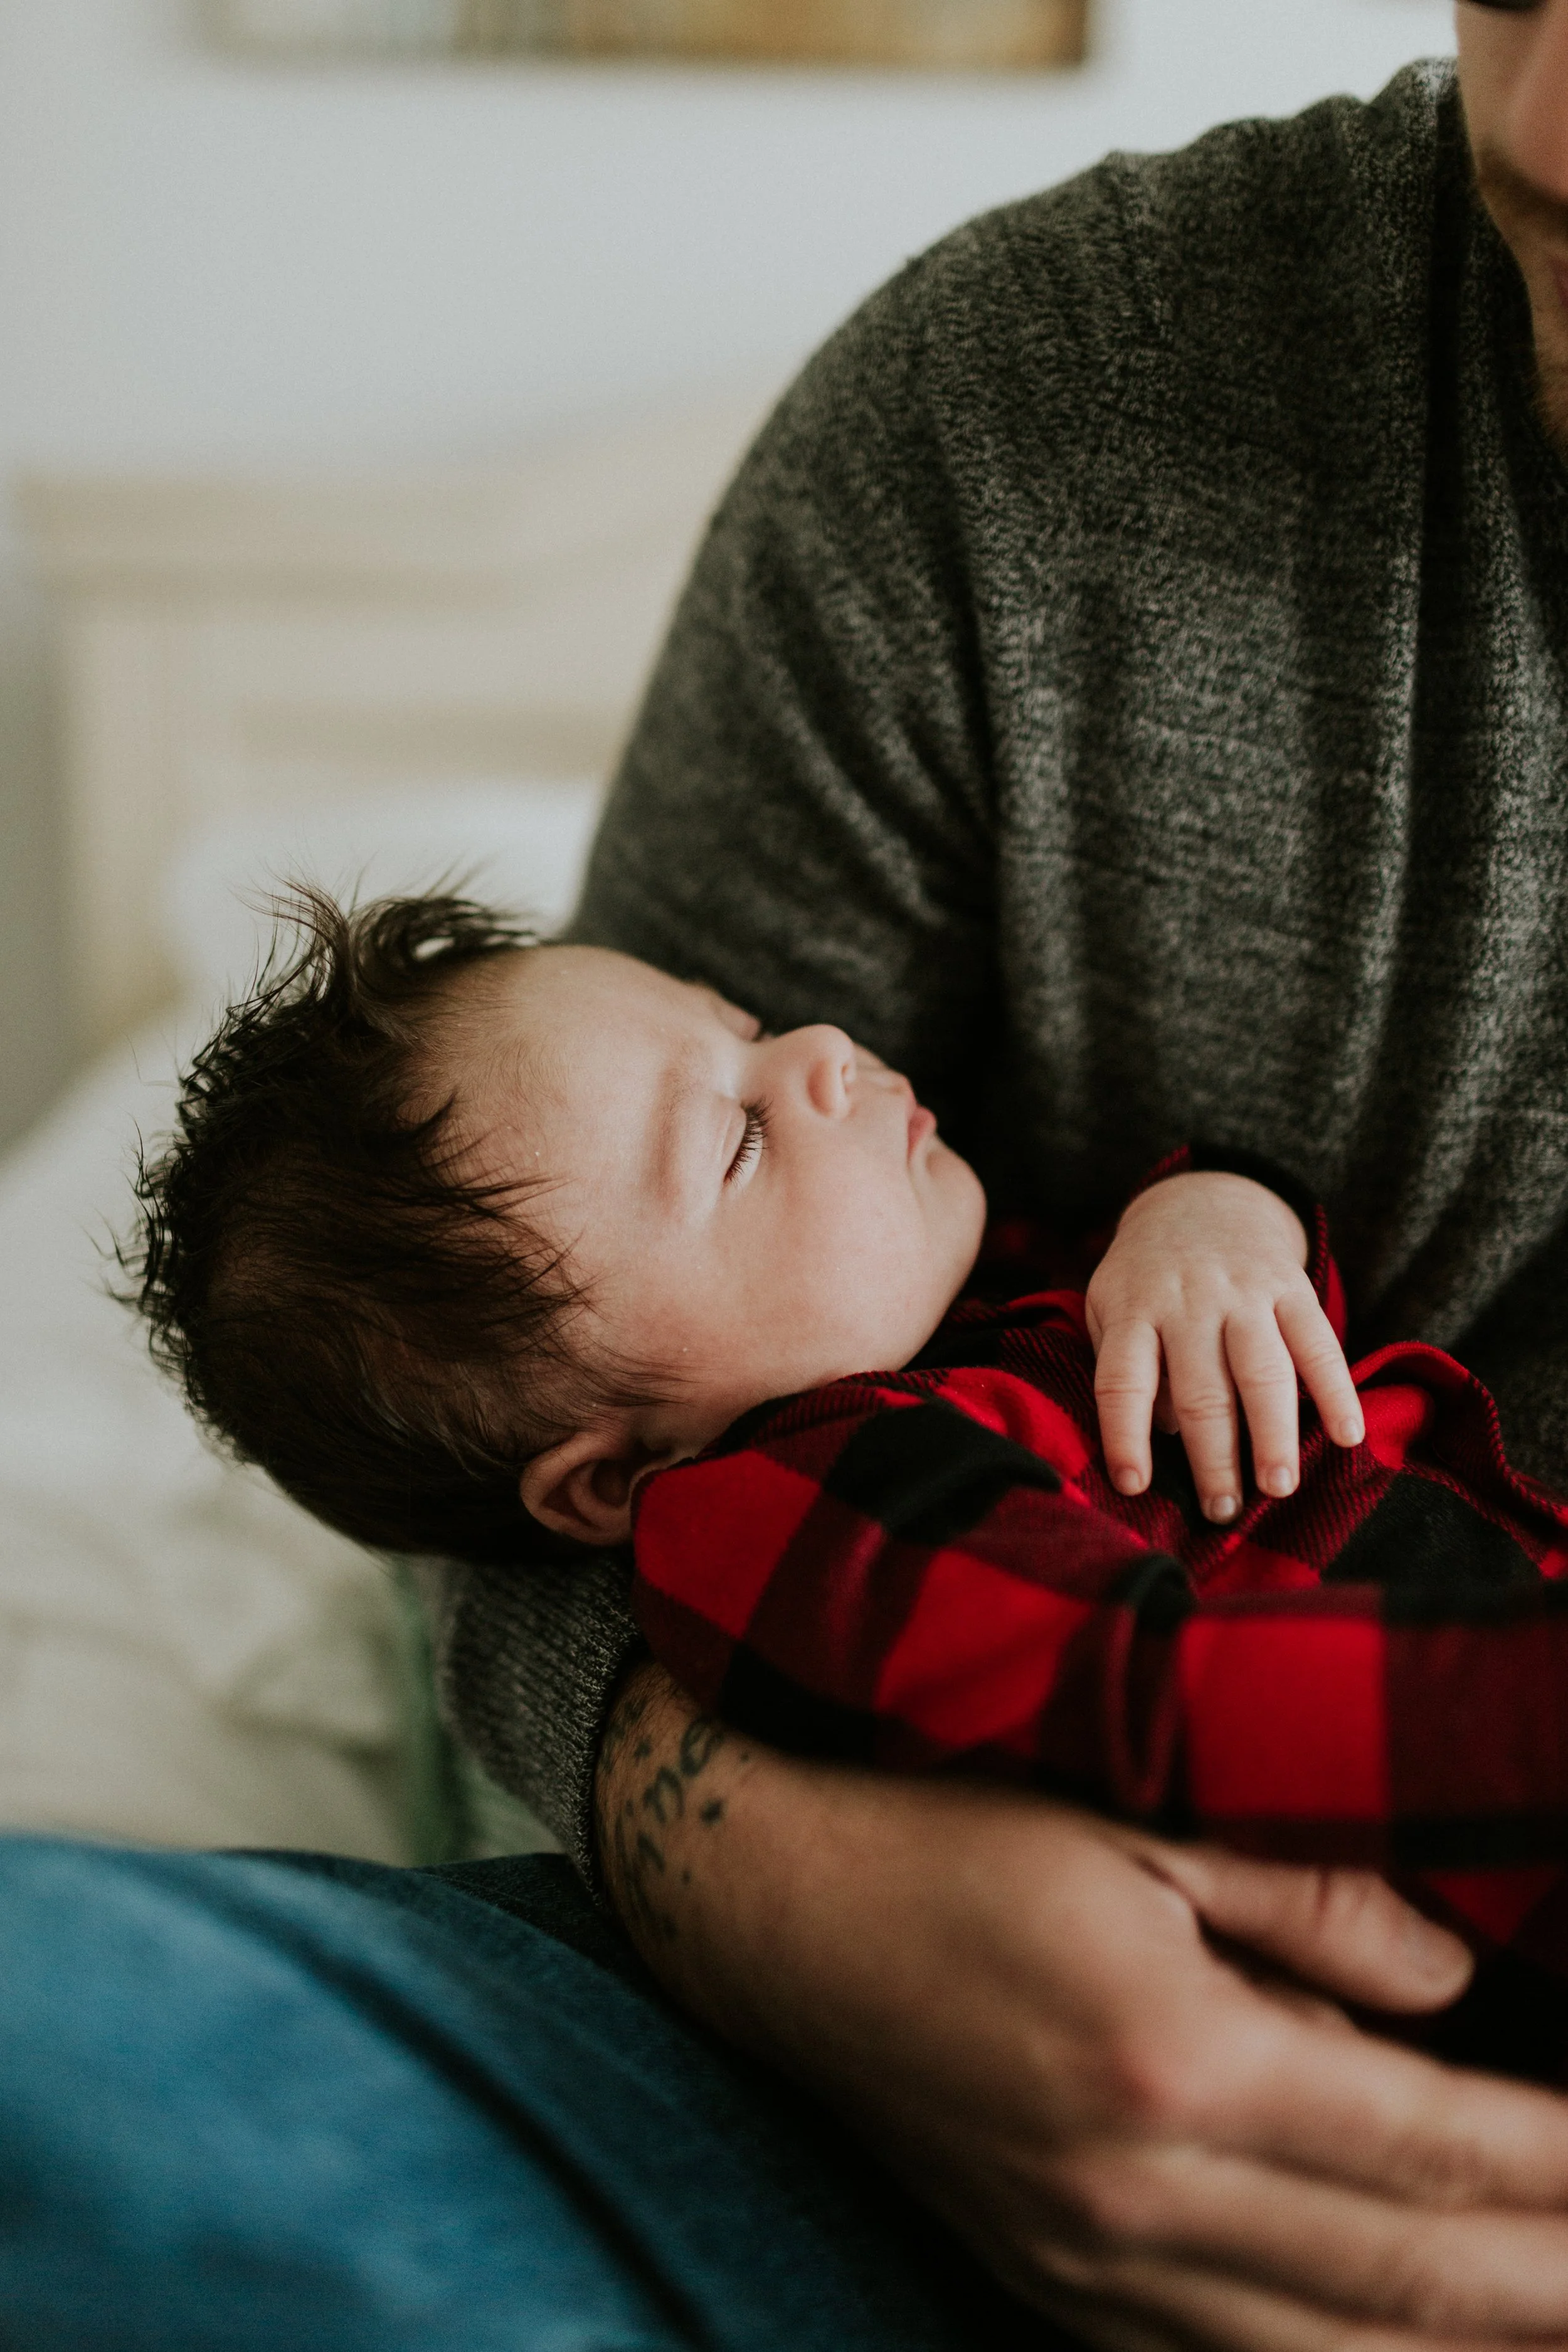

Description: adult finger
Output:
[1094,1318,1163,1496]
[1239,2006,1568,2211]
[1160,1322,1242,1521]
[1036,2241,1568,2352]
[1221,1311,1303,1499]
[1145,1844,1474,2013]
[1118,1846,1568,2211]
[1276,1288,1365,1448]
[1125,1853,1568,2195]
[1046,2141,1568,2334]
[1067,1928,1568,2232]
[1110,1963,1568,2218]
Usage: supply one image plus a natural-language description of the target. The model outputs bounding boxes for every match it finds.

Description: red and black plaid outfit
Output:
[631,1152,1568,2011]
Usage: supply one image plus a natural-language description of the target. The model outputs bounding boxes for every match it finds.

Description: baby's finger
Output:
[1275,1291,1365,1449]
[1221,1313,1303,1500]
[1162,1325,1243,1523]
[1094,1319,1163,1496]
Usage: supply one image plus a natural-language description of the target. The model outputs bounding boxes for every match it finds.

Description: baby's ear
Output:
[521,1428,670,1549]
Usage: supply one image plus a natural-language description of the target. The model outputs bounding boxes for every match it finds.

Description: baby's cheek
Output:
[801,1215,906,1340]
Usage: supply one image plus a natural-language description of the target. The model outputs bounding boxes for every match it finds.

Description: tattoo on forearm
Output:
[597,1685,731,1944]
[642,1766,686,1826]
[680,1717,724,1775]
[595,1682,650,1776]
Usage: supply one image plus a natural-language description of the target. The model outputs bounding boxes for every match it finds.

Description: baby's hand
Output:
[1083,1171,1364,1524]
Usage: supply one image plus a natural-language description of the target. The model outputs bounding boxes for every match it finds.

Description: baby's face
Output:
[447,946,987,1453]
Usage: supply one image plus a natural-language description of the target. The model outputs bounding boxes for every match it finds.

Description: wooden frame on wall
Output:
[206,0,1090,71]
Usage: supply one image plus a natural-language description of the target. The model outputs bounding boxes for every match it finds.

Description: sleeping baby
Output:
[130,892,1568,2028]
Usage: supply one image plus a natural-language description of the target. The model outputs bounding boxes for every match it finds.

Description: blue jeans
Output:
[0,1838,1049,2349]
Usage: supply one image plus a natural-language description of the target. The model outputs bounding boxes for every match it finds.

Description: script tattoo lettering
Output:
[597,1678,732,1947]
[596,1682,650,1777]
[642,1766,686,1826]
[680,1717,725,1776]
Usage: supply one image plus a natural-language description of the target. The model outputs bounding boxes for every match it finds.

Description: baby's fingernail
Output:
[1261,1465,1296,1498]
[1114,1468,1144,1495]
[1208,1495,1238,1523]
[1338,1416,1365,1446]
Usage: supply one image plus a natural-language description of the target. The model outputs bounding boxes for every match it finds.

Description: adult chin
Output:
[1471,138,1568,452]
[1534,349,1568,453]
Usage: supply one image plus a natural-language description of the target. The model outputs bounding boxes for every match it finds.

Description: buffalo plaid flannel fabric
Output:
[630,1153,1568,1996]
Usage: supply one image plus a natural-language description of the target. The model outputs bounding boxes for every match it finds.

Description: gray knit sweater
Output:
[440,60,1568,1880]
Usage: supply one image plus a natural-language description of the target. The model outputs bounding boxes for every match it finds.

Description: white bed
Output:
[3,383,774,1859]
[0,1002,445,1860]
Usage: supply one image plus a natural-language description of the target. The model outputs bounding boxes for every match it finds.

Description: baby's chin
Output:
[886,1221,990,1375]
[943,1146,990,1278]
[776,1258,986,1397]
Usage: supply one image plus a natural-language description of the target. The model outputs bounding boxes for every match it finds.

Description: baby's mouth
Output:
[908,1103,936,1160]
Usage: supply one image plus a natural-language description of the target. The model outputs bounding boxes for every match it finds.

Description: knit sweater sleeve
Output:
[431,1550,642,1883]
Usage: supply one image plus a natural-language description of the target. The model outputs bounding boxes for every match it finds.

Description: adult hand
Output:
[599,1660,1568,2352]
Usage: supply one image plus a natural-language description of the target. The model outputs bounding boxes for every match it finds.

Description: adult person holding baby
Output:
[8,6,1568,2347]
[443,0,1568,2339]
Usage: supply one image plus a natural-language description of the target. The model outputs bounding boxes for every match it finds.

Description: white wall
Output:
[0,0,1456,1139]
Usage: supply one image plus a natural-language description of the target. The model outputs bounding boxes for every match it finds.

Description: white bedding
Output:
[0,780,600,1858]
[0,1015,443,1857]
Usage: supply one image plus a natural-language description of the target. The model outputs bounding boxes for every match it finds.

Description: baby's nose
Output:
[798,1025,857,1117]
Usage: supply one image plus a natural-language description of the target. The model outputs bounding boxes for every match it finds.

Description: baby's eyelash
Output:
[725,1099,770,1185]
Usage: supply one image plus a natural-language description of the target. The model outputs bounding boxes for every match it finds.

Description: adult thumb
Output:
[1145,1842,1474,2013]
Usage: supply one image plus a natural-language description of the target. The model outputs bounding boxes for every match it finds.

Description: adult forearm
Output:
[593,1660,736,1971]
[594,1662,1568,2352]
[593,1656,839,2066]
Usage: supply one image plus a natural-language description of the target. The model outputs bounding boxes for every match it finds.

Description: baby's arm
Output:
[1086,1161,1363,1525]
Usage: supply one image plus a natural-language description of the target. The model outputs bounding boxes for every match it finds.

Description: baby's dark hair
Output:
[128,887,613,1567]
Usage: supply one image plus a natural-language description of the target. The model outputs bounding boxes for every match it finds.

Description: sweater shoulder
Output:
[780,60,1458,479]
[677,63,1459,643]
